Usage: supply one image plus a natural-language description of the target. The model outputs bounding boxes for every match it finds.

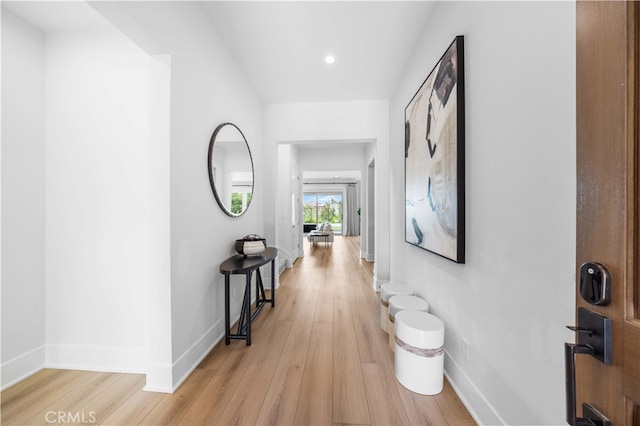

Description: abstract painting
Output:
[405,36,465,263]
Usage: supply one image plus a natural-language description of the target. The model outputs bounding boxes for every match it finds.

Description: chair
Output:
[307,222,334,248]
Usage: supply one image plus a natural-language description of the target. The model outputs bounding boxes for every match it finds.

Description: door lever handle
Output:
[565,342,595,425]
[566,326,594,337]
[565,343,611,426]
[564,308,612,426]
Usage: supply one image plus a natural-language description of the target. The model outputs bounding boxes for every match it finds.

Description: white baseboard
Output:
[361,250,373,262]
[444,350,505,425]
[170,319,224,393]
[144,362,173,393]
[46,344,146,374]
[1,345,46,390]
[3,294,273,395]
[373,276,387,292]
[169,301,255,393]
[361,249,374,263]
[2,343,146,391]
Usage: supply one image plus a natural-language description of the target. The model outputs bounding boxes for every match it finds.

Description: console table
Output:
[219,247,277,346]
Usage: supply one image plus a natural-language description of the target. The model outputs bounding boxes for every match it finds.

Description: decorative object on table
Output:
[234,234,267,256]
[208,122,254,217]
[404,35,465,263]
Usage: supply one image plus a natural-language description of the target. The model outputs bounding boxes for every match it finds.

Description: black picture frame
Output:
[404,36,465,263]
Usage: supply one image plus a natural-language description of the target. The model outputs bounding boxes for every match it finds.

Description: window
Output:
[303,192,343,234]
[231,188,251,214]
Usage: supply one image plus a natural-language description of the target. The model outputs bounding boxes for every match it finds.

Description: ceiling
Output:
[2,1,110,31]
[3,1,433,180]
[3,1,434,104]
[201,1,434,103]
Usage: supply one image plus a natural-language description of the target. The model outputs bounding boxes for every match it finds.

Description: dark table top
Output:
[219,247,278,274]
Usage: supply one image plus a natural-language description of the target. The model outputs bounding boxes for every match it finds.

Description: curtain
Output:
[345,183,360,236]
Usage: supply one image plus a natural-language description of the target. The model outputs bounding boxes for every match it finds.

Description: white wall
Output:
[1,8,47,388]
[44,27,151,373]
[146,54,172,392]
[1,8,156,387]
[298,145,368,173]
[364,144,376,262]
[264,100,389,288]
[109,2,264,390]
[291,147,302,259]
[276,144,302,266]
[389,2,576,424]
[2,0,262,392]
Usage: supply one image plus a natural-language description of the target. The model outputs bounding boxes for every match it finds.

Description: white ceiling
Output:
[3,1,432,181]
[2,1,110,32]
[3,1,434,104]
[202,1,434,103]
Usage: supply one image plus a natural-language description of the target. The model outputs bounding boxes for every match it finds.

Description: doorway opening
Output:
[303,192,344,234]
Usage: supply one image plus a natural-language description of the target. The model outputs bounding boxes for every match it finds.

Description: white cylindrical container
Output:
[388,295,429,352]
[394,310,444,395]
[380,283,413,333]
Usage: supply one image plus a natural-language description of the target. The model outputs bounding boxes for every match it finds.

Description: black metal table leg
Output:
[245,271,252,346]
[256,269,267,303]
[255,270,260,308]
[237,287,247,335]
[224,274,230,345]
[271,259,276,307]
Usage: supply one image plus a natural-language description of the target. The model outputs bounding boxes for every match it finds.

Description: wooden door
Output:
[576,1,640,424]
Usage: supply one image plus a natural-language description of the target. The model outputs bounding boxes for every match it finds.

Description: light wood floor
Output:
[1,236,475,425]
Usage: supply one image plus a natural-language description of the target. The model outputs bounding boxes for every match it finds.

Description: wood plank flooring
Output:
[1,236,475,425]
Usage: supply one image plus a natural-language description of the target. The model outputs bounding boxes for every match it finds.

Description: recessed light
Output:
[324,55,335,64]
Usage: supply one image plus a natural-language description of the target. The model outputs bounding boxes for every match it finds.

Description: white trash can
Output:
[394,310,444,395]
[388,295,429,352]
[380,283,413,333]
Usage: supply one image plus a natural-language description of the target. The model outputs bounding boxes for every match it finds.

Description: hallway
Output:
[1,236,474,425]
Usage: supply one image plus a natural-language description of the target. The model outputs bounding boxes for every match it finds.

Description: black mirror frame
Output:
[207,122,255,217]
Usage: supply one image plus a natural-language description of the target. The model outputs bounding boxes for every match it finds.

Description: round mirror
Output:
[208,122,254,217]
